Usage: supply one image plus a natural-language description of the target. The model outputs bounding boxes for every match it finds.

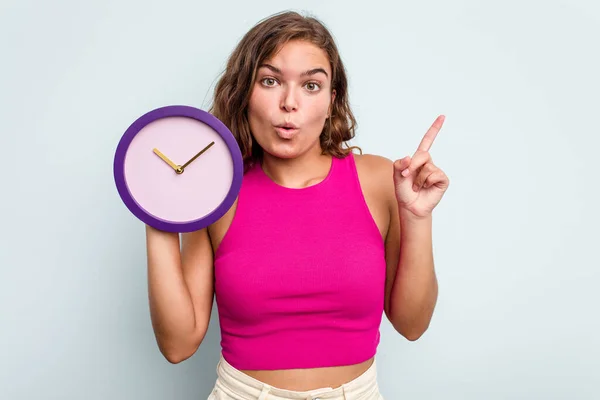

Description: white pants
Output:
[208,355,384,400]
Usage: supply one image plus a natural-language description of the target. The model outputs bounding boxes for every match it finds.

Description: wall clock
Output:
[113,105,243,233]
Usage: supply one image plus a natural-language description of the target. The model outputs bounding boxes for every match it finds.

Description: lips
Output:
[274,123,299,139]
[276,122,298,129]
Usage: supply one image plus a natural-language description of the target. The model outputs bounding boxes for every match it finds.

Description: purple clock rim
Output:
[113,105,244,233]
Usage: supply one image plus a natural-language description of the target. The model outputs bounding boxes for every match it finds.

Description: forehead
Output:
[262,40,331,76]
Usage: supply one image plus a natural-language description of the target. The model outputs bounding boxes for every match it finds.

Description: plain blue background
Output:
[1,0,599,399]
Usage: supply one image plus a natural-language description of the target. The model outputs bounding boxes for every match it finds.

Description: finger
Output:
[401,150,431,177]
[412,163,437,191]
[393,156,411,173]
[423,170,449,189]
[417,115,445,152]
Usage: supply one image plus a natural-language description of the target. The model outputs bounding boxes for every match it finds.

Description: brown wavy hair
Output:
[208,10,361,172]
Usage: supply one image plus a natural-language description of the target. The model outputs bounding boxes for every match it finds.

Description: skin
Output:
[206,39,449,390]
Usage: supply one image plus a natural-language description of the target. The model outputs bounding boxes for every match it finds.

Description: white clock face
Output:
[123,116,235,223]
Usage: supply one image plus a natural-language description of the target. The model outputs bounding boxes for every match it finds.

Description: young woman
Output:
[145,10,449,400]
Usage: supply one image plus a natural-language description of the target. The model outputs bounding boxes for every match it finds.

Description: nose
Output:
[280,87,298,112]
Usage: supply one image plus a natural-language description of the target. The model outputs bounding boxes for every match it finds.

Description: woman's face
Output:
[247,39,335,160]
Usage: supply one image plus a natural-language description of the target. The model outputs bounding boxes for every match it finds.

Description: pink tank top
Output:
[213,152,386,370]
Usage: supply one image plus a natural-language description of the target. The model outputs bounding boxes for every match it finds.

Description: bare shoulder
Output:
[353,153,396,200]
[351,153,397,240]
[207,196,239,254]
[353,152,394,171]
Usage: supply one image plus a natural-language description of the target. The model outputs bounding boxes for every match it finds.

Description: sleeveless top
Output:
[213,152,387,370]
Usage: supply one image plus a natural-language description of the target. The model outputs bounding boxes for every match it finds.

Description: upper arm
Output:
[354,153,401,319]
[180,228,215,341]
[383,179,401,320]
[374,157,401,321]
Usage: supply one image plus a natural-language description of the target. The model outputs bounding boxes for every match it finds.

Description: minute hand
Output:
[180,141,215,171]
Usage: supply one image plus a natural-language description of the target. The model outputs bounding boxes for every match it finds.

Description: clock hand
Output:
[180,141,215,171]
[152,148,181,172]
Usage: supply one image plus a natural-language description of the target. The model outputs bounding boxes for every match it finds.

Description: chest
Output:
[213,206,386,321]
[209,183,388,256]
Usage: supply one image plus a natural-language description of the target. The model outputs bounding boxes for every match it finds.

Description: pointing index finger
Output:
[417,115,445,152]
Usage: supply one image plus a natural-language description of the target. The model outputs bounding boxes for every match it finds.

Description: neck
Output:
[261,147,332,189]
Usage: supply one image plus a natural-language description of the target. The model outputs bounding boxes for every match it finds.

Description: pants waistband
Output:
[214,355,380,400]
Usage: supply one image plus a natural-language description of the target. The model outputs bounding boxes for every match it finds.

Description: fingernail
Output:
[413,184,418,192]
[402,169,409,177]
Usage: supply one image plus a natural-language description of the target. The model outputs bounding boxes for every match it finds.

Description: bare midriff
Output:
[239,357,374,391]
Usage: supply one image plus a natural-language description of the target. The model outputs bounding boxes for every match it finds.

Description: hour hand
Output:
[153,148,179,171]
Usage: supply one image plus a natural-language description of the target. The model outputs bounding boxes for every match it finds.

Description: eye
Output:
[261,77,278,87]
[305,82,321,92]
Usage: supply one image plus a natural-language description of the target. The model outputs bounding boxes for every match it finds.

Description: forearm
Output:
[389,207,438,340]
[146,227,198,357]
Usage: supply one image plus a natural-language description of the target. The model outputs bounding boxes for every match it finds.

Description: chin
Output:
[264,138,321,160]
[263,143,302,159]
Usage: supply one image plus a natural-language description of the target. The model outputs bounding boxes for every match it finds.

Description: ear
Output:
[329,89,336,116]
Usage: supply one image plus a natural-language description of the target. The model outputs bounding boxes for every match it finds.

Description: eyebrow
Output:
[258,63,329,78]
